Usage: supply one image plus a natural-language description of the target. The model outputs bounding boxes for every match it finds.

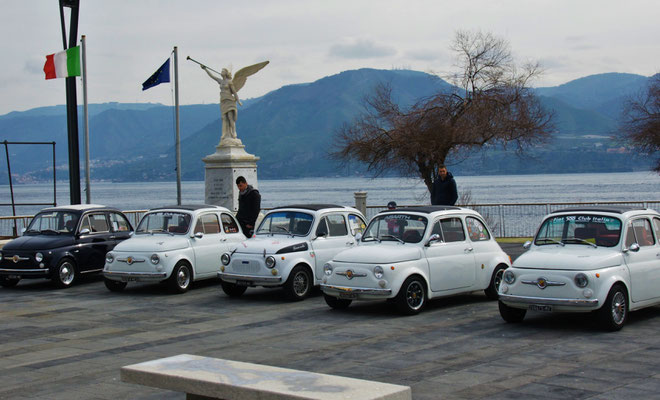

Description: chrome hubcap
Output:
[494,269,504,291]
[177,267,190,289]
[406,281,424,310]
[611,292,626,324]
[59,262,74,285]
[293,271,309,296]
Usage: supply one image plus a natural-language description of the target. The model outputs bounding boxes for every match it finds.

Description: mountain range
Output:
[0,69,655,183]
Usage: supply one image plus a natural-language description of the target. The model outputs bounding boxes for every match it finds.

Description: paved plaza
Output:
[1,244,659,400]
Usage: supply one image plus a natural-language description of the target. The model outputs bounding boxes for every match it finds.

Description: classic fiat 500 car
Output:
[103,205,245,293]
[0,204,133,288]
[218,204,367,300]
[498,206,660,331]
[321,206,511,314]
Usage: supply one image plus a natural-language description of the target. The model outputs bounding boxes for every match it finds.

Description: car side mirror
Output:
[129,231,135,236]
[426,233,441,246]
[194,232,203,239]
[625,243,640,253]
[21,227,26,235]
[354,232,362,241]
[314,231,326,240]
[523,240,532,249]
[79,228,91,235]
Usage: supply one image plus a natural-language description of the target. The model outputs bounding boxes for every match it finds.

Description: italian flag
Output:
[43,46,81,80]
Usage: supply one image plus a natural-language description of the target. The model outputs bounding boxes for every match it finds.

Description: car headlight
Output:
[105,253,114,263]
[150,254,160,265]
[35,252,43,262]
[503,270,516,284]
[221,253,231,266]
[373,265,384,279]
[265,256,276,269]
[574,273,588,288]
[323,263,333,276]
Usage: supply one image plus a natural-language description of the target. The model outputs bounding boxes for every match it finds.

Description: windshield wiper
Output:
[361,235,381,243]
[25,229,40,234]
[149,229,166,235]
[536,238,565,246]
[564,238,597,248]
[275,226,293,237]
[41,229,60,235]
[381,234,404,244]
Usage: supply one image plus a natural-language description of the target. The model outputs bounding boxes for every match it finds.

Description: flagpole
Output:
[174,46,181,205]
[81,35,91,204]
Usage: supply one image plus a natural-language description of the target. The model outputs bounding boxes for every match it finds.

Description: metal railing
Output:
[1,202,658,239]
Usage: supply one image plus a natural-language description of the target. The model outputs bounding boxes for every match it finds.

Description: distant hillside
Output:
[0,69,655,183]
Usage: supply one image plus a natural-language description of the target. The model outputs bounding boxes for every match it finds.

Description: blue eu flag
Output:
[142,58,170,90]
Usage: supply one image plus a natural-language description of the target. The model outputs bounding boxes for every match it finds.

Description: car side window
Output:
[221,213,240,234]
[86,214,109,233]
[466,217,490,241]
[316,217,329,237]
[348,214,366,236]
[430,221,444,241]
[654,218,660,243]
[198,214,221,235]
[79,215,91,233]
[109,213,131,232]
[326,214,348,237]
[630,218,655,247]
[441,218,465,242]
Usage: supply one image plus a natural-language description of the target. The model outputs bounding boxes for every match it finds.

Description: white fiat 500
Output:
[321,206,511,314]
[103,205,246,293]
[498,206,660,331]
[218,204,367,300]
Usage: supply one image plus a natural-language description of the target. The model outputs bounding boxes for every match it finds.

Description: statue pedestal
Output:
[203,138,259,212]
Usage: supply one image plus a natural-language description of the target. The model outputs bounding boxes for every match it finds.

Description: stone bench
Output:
[121,354,412,400]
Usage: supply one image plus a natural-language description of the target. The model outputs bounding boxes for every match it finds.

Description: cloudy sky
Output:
[1,0,658,115]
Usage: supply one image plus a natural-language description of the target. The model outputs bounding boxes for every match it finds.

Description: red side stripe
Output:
[43,54,56,80]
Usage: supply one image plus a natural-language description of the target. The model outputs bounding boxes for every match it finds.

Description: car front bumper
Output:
[103,271,168,282]
[218,271,282,285]
[0,267,51,279]
[499,293,599,308]
[321,284,392,300]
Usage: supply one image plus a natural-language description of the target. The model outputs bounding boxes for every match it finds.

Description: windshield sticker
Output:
[553,215,617,224]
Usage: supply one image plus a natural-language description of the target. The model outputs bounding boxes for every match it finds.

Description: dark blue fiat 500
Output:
[0,204,133,288]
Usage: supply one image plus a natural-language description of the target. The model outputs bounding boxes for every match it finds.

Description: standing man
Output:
[236,176,261,237]
[431,165,458,206]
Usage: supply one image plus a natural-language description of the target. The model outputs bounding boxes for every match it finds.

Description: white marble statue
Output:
[201,61,269,144]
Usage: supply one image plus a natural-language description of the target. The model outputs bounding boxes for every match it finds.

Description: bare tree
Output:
[333,30,553,194]
[621,74,660,172]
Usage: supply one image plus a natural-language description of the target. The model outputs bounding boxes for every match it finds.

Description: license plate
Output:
[122,277,139,282]
[7,275,20,280]
[529,304,553,312]
[236,280,252,286]
[339,292,358,299]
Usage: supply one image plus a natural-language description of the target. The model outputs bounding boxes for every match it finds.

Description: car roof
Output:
[42,204,119,213]
[551,206,648,215]
[149,204,224,212]
[379,206,463,215]
[271,204,346,211]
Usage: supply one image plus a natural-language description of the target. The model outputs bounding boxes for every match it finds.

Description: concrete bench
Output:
[121,354,412,400]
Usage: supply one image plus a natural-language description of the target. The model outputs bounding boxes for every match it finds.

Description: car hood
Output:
[2,234,75,251]
[514,246,624,271]
[333,243,422,264]
[234,236,310,255]
[112,234,190,253]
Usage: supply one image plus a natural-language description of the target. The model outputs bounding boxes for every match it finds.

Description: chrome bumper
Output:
[218,272,282,285]
[499,293,599,307]
[0,267,50,277]
[321,284,392,296]
[103,271,168,282]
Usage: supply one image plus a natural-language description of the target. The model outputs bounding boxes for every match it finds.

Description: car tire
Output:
[284,265,312,301]
[484,264,507,300]
[395,275,426,315]
[596,284,628,331]
[498,300,526,323]
[52,258,77,288]
[221,280,247,297]
[0,277,20,288]
[324,293,352,309]
[104,278,127,292]
[169,261,192,294]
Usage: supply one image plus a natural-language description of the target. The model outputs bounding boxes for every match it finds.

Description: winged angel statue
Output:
[201,61,269,143]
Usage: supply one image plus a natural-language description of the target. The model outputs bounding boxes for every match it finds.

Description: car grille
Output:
[1,253,35,268]
[231,259,261,274]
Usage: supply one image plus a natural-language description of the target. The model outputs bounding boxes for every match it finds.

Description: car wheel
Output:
[169,261,192,294]
[324,293,352,309]
[498,300,526,323]
[596,284,628,331]
[284,265,312,301]
[395,275,426,315]
[484,264,507,300]
[221,280,247,297]
[52,258,77,288]
[0,277,20,288]
[104,278,127,292]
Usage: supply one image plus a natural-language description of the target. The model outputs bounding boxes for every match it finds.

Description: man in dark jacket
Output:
[236,176,261,237]
[431,165,458,206]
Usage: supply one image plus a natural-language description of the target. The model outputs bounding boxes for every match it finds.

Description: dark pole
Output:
[3,142,17,236]
[52,142,57,207]
[59,0,81,205]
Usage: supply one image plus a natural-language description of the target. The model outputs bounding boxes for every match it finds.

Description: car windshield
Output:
[362,213,428,243]
[535,214,622,247]
[26,211,80,235]
[136,212,191,235]
[257,211,314,236]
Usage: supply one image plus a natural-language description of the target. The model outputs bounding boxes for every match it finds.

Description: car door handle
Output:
[109,236,116,239]
[220,238,227,242]
[465,247,474,252]
[346,241,355,246]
